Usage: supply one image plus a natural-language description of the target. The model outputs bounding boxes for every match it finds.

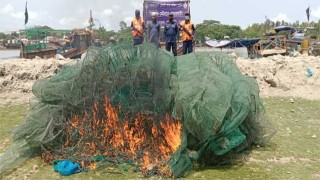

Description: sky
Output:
[1,0,320,32]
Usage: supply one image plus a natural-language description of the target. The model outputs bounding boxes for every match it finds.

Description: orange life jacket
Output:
[180,20,194,41]
[131,18,144,37]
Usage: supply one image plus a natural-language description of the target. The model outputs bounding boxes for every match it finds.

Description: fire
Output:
[43,95,182,176]
[89,162,97,170]
[161,114,182,152]
[142,152,151,169]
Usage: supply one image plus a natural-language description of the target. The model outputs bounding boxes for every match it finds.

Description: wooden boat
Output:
[19,28,92,59]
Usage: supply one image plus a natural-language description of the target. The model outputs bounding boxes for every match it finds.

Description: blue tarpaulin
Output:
[211,38,260,48]
[228,38,260,48]
[273,26,296,33]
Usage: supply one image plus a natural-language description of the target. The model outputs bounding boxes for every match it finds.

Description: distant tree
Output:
[310,21,316,27]
[292,20,300,28]
[119,21,128,30]
[264,18,271,33]
[40,25,53,30]
[30,25,53,30]
[117,21,132,43]
[243,23,265,38]
[97,26,117,41]
[97,26,108,40]
[270,21,275,27]
[0,32,6,40]
[307,20,320,38]
[11,32,19,39]
[196,20,243,44]
[276,21,281,27]
[300,22,309,29]
[202,20,221,25]
[5,34,12,41]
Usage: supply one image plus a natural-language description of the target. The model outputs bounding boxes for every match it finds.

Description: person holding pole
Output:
[180,13,195,55]
[131,10,145,45]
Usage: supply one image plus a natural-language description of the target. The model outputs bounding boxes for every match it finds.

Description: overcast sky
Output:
[1,0,320,32]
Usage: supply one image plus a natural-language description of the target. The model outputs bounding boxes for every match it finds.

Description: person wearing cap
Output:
[146,12,161,48]
[131,10,145,45]
[180,13,195,54]
[164,13,179,56]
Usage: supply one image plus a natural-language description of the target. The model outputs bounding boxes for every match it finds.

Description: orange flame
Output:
[161,114,182,152]
[46,95,182,176]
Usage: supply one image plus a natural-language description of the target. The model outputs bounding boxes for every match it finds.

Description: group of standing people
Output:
[130,10,195,56]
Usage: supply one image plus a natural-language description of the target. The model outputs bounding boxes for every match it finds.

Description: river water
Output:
[0,50,20,60]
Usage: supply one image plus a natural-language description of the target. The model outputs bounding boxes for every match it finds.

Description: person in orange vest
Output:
[131,10,145,45]
[180,13,195,55]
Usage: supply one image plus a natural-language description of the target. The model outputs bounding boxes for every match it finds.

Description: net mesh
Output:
[0,43,275,177]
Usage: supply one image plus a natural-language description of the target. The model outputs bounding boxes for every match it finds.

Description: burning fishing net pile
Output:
[0,43,275,177]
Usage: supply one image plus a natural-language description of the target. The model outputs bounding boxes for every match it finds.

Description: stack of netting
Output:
[0,43,275,177]
[169,52,275,177]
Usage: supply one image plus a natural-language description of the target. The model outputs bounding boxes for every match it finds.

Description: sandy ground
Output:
[0,53,319,106]
[235,54,320,100]
[0,57,72,106]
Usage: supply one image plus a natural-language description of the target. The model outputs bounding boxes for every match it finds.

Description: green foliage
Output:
[292,21,300,28]
[23,26,69,38]
[30,25,53,31]
[307,20,320,38]
[2,19,319,45]
[4,34,12,41]
[97,26,117,41]
[93,21,132,43]
[197,19,320,41]
[243,23,265,38]
[116,21,132,43]
[0,32,6,40]
[196,20,243,43]
[39,26,53,30]
[10,32,19,39]
[119,21,128,31]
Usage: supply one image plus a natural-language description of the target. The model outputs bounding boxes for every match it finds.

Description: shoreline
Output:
[0,49,20,51]
[0,49,20,60]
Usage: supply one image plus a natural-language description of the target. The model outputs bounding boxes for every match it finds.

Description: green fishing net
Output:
[0,43,275,177]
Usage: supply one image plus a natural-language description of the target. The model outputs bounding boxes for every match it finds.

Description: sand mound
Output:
[0,58,73,106]
[236,54,320,100]
[0,54,319,106]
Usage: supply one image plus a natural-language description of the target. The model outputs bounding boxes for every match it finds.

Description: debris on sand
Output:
[289,98,295,104]
[0,58,72,105]
[1,53,320,106]
[236,55,320,100]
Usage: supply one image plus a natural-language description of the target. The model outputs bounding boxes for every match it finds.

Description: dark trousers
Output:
[183,40,193,55]
[133,36,144,45]
[166,42,177,56]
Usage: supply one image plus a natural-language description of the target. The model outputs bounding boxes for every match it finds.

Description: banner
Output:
[144,1,189,26]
